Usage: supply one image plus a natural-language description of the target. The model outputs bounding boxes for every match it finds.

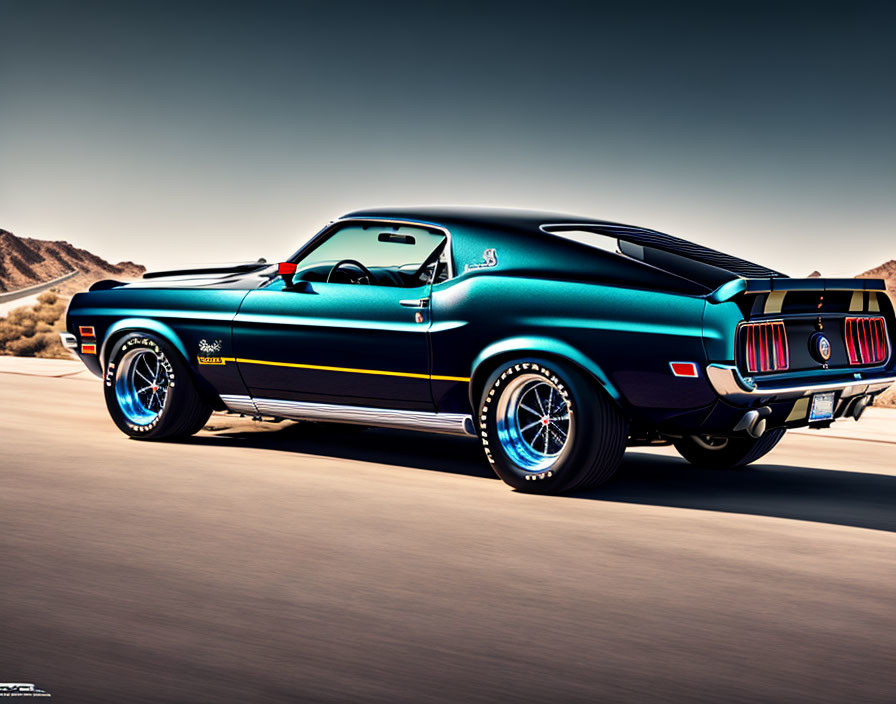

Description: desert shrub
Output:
[17,318,37,337]
[4,306,34,326]
[0,295,70,357]
[33,300,65,324]
[6,331,54,356]
[0,319,23,344]
[35,334,70,359]
[4,329,70,359]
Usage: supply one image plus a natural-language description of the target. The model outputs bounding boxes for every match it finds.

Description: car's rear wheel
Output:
[673,428,786,468]
[478,358,628,493]
[103,333,212,440]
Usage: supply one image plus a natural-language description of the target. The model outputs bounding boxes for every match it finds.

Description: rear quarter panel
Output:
[430,273,717,424]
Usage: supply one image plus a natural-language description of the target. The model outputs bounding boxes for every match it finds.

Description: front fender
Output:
[470,335,622,406]
[100,318,190,368]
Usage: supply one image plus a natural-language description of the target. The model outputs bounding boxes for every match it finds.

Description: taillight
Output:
[740,320,789,373]
[845,316,888,365]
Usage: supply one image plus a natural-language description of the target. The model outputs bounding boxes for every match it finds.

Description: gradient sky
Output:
[1,0,894,276]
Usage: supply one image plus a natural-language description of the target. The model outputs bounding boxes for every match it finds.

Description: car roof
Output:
[342,206,784,279]
[342,205,621,232]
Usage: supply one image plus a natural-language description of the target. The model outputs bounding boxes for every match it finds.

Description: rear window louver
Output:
[591,225,786,279]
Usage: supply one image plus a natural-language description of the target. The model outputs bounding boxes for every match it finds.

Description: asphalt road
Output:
[0,269,79,314]
[1,370,895,703]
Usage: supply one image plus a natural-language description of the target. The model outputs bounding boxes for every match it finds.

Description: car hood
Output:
[90,260,277,291]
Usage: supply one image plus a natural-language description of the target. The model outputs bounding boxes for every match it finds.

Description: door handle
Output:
[400,298,430,308]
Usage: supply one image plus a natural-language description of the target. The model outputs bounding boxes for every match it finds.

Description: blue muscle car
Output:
[63,207,896,493]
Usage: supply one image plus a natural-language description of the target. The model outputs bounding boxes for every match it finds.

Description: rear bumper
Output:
[705,364,896,405]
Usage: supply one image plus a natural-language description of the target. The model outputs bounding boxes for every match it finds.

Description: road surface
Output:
[1,366,894,703]
[0,270,78,315]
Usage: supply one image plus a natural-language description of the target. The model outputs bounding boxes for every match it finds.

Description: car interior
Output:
[294,224,451,288]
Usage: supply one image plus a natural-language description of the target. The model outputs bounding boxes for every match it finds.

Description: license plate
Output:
[809,392,835,422]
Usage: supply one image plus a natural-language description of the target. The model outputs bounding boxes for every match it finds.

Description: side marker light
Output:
[670,362,699,378]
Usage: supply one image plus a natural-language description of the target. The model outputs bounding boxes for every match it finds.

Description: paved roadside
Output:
[790,407,896,444]
[2,370,896,704]
[0,355,94,379]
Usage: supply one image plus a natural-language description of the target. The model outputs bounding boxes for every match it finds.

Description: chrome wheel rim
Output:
[114,349,170,425]
[495,373,574,473]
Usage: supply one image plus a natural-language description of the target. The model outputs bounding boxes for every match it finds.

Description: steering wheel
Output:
[326,259,375,285]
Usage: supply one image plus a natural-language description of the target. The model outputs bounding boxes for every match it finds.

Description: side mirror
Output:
[278,263,314,293]
[278,262,297,287]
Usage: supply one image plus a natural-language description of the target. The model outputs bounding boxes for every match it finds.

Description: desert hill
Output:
[0,228,144,295]
[805,261,896,299]
[857,260,896,300]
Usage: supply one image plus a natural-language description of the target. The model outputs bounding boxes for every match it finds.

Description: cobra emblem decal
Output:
[465,248,498,272]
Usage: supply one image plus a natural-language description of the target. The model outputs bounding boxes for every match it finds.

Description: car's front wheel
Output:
[103,333,212,440]
[478,358,628,493]
[673,428,786,469]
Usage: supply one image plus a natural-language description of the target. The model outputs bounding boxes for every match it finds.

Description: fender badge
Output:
[465,248,498,272]
[197,357,225,365]
[198,338,223,354]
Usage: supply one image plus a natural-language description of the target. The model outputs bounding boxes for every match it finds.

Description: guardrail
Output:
[0,269,79,304]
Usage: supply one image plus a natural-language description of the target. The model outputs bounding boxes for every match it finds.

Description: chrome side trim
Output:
[220,394,259,415]
[226,396,476,436]
[706,364,896,404]
[59,332,78,350]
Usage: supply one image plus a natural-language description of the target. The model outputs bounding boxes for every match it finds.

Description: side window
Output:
[295,224,449,288]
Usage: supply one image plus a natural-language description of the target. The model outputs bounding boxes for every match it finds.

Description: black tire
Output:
[478,358,628,493]
[103,333,213,440]
[673,428,786,469]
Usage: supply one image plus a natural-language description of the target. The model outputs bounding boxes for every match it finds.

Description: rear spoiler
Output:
[709,277,886,303]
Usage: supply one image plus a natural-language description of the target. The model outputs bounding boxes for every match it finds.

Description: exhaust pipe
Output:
[750,418,767,439]
[733,406,772,439]
[851,395,872,421]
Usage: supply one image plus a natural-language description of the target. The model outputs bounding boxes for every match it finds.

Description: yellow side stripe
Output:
[198,355,469,382]
[430,374,473,382]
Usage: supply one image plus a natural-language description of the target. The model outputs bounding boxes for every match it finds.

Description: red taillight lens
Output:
[741,320,789,373]
[845,317,888,365]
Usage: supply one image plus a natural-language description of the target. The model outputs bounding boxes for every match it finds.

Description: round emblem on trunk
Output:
[809,332,832,362]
